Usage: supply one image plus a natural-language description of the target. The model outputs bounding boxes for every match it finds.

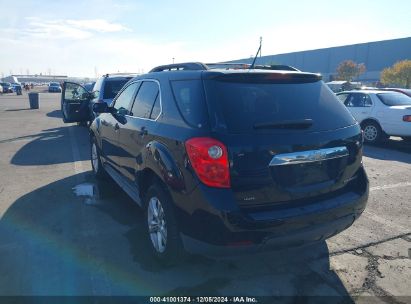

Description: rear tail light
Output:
[185,137,230,188]
[403,115,411,122]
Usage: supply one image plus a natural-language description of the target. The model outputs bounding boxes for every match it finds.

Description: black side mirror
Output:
[93,102,109,113]
[89,91,98,99]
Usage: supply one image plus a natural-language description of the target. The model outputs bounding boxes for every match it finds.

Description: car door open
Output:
[61,82,91,123]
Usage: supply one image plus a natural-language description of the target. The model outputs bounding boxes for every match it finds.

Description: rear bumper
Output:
[181,213,356,257]
[383,122,411,137]
[174,167,368,256]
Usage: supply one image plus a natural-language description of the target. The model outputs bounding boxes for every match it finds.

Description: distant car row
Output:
[0,81,65,94]
[0,82,22,94]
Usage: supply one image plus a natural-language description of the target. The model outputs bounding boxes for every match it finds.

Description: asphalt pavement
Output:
[0,91,410,303]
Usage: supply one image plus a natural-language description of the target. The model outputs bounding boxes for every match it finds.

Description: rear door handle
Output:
[114,123,120,131]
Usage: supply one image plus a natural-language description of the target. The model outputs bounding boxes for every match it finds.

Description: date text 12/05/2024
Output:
[149,296,258,303]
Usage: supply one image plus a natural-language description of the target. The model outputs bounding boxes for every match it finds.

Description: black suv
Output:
[61,62,369,262]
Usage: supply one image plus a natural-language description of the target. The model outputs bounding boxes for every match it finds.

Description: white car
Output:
[337,90,411,143]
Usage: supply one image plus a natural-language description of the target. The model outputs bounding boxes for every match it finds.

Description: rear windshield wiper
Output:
[253,119,313,130]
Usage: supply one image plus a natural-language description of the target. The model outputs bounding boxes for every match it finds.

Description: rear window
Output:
[103,79,130,99]
[204,79,356,134]
[377,92,411,106]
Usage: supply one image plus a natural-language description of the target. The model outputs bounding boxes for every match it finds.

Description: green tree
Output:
[336,60,366,81]
[381,60,411,88]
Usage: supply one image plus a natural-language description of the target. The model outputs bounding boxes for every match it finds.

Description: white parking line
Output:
[366,182,411,233]
[370,182,411,191]
[68,126,112,296]
[68,127,84,175]
[363,210,409,233]
[366,181,411,233]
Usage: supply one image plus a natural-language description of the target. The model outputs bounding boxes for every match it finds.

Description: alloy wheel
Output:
[364,125,378,142]
[147,196,167,253]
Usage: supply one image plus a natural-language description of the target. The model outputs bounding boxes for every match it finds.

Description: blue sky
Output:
[1,0,410,77]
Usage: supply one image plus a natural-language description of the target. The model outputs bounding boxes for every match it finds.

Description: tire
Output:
[77,121,88,127]
[90,137,107,179]
[144,182,184,265]
[362,121,382,144]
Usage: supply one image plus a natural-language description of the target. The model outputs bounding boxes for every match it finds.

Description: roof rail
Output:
[150,62,208,72]
[206,62,300,71]
[149,62,300,73]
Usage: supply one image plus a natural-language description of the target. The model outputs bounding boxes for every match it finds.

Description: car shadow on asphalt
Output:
[4,108,32,112]
[46,110,63,119]
[364,139,411,164]
[10,125,89,166]
[0,172,353,301]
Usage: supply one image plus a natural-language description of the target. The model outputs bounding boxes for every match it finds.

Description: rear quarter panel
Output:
[372,95,411,136]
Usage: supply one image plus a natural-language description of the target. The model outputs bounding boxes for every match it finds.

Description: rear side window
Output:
[103,79,129,99]
[150,95,161,119]
[204,79,356,134]
[131,81,160,119]
[171,80,208,128]
[377,92,411,106]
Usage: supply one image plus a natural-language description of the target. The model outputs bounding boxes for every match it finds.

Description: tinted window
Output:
[150,94,161,119]
[204,80,356,134]
[131,81,159,119]
[377,92,411,106]
[171,80,208,128]
[113,82,139,115]
[103,79,130,99]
